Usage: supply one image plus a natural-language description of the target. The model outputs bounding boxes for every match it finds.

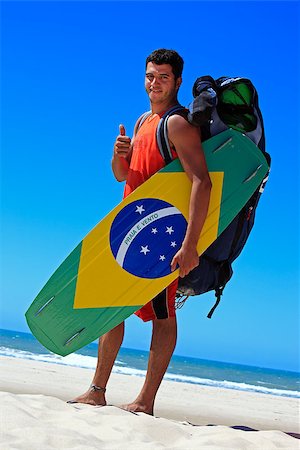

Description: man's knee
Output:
[152,316,177,331]
[101,321,124,341]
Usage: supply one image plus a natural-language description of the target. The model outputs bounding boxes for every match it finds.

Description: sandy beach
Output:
[0,356,299,449]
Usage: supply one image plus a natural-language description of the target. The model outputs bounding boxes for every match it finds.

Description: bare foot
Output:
[67,385,106,406]
[120,402,153,415]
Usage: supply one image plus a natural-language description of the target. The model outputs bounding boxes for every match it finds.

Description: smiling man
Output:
[69,49,212,415]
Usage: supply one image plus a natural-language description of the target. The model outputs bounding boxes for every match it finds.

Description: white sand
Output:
[1,356,299,449]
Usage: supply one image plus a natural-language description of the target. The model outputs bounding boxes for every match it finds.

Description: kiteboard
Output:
[25,129,269,356]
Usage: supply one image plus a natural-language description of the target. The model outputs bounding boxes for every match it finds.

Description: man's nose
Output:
[151,76,160,86]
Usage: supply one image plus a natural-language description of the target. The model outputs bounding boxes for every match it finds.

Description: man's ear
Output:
[176,76,182,91]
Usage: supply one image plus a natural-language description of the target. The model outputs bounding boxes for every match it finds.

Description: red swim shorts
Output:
[134,278,178,322]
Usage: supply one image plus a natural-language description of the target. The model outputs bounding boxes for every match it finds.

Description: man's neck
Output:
[151,99,180,115]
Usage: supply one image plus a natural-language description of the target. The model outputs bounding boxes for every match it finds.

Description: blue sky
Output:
[1,1,299,372]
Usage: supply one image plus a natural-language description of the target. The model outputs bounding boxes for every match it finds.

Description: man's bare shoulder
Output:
[168,112,201,142]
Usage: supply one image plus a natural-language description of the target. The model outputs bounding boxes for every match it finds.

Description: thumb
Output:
[171,255,178,273]
[119,124,126,136]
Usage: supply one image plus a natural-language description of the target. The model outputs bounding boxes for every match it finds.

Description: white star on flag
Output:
[135,205,145,215]
[170,241,177,248]
[140,245,150,255]
[166,226,174,235]
[159,255,166,261]
[151,228,158,234]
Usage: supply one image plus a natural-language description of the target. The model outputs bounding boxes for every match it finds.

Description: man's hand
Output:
[171,244,199,278]
[114,124,132,159]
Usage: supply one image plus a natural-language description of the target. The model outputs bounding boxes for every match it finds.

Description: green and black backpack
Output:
[140,76,271,317]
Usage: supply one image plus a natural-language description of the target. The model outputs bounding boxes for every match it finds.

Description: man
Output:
[69,49,212,415]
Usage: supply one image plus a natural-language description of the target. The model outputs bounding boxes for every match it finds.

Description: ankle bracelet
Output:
[90,384,106,393]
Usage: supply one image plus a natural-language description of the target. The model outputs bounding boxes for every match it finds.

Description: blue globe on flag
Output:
[110,198,187,278]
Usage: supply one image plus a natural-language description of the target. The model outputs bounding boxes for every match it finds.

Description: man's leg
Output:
[122,316,177,415]
[68,321,124,405]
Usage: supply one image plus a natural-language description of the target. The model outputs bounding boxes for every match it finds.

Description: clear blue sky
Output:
[1,1,299,372]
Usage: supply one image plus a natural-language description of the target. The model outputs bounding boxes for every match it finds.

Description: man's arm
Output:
[168,114,212,278]
[111,115,144,181]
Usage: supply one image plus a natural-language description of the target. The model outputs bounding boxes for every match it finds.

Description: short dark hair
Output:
[146,49,184,80]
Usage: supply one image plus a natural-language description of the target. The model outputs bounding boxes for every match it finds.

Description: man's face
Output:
[145,62,181,104]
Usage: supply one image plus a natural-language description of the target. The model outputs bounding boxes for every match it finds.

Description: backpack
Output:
[139,76,271,317]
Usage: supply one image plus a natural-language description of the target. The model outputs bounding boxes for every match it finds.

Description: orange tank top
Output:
[123,113,177,198]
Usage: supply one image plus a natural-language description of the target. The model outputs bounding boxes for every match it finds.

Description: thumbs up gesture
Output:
[114,124,131,158]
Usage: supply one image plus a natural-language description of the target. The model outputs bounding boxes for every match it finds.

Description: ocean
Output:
[1,328,299,399]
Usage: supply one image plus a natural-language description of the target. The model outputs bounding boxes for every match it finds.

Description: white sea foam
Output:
[163,372,300,398]
[1,346,299,399]
[0,347,122,370]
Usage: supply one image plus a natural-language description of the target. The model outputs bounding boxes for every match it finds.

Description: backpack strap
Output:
[204,257,232,318]
[207,287,223,319]
[156,105,185,164]
[136,111,152,134]
[136,106,185,164]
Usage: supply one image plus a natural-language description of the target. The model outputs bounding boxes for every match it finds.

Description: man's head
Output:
[145,49,184,80]
[145,49,184,108]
